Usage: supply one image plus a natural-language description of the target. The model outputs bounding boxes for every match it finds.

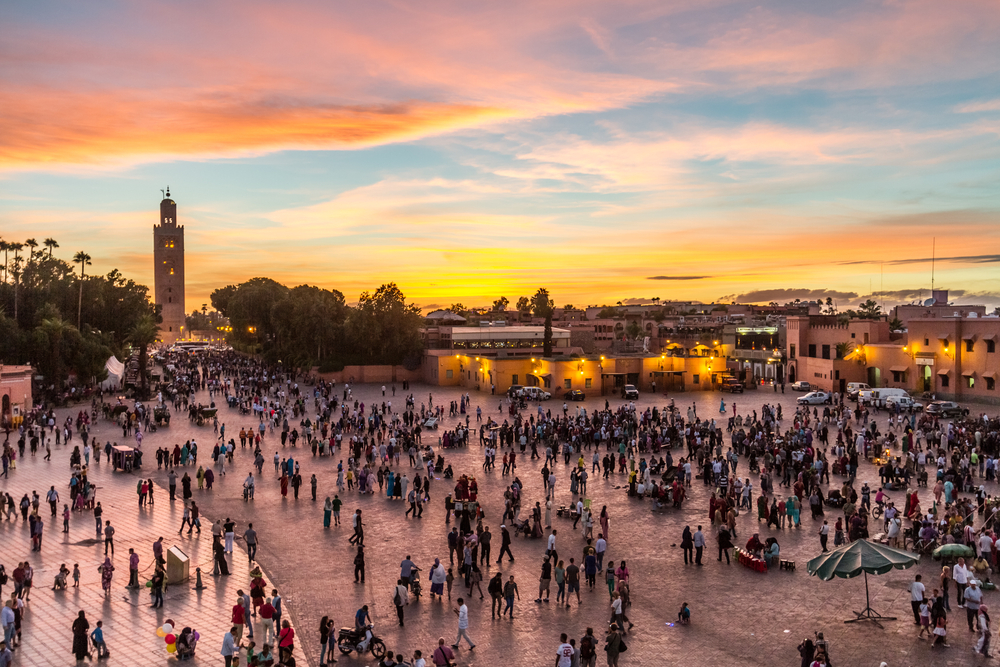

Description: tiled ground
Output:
[2,378,996,666]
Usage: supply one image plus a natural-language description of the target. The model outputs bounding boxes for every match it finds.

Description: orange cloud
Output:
[0,88,509,168]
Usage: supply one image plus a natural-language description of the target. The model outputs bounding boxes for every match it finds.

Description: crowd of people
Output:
[5,346,1000,667]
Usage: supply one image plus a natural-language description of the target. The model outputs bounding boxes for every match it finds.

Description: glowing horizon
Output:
[2,0,999,313]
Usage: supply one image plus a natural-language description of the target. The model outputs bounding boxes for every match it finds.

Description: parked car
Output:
[721,378,744,393]
[846,382,871,400]
[563,389,586,401]
[622,384,639,400]
[925,401,969,418]
[790,381,812,392]
[523,386,551,401]
[858,388,910,407]
[884,395,923,412]
[797,391,832,405]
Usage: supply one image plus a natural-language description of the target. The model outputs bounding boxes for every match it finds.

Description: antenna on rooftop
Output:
[931,237,935,292]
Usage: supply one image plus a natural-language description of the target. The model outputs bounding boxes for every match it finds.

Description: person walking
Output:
[909,574,925,625]
[98,557,114,595]
[71,611,92,661]
[393,579,409,626]
[244,523,258,563]
[693,525,705,565]
[103,521,115,556]
[502,575,519,618]
[488,573,503,619]
[452,598,476,650]
[819,521,830,552]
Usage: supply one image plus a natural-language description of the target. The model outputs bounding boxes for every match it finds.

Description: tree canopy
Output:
[210,279,424,369]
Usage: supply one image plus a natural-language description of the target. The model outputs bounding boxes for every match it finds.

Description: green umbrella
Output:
[807,539,920,626]
[933,543,974,560]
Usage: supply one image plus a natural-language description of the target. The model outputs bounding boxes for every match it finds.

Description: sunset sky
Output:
[3,0,1000,313]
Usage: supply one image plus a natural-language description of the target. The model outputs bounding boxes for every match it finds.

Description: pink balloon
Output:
[165,634,176,644]
[192,631,200,641]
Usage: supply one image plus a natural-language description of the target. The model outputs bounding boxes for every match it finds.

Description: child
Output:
[677,602,691,625]
[932,614,948,648]
[52,564,70,590]
[72,564,81,588]
[446,567,454,600]
[91,620,109,658]
[917,598,930,639]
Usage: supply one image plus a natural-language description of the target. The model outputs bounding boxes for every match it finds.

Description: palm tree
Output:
[24,238,38,262]
[9,243,23,320]
[44,238,59,257]
[0,240,7,283]
[129,314,161,399]
[73,251,92,330]
[37,316,76,391]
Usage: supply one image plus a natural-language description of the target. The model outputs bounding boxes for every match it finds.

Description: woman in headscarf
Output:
[976,603,991,657]
[175,627,196,660]
[429,558,446,599]
[98,557,114,595]
[599,506,609,541]
[71,610,91,660]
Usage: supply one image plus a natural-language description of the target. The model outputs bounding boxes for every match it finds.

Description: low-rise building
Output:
[1,363,33,426]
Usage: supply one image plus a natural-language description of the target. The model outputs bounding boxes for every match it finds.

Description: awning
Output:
[937,332,953,340]
[984,371,998,380]
[962,333,978,341]
[962,370,976,377]
[983,333,999,342]
[889,366,909,372]
[529,373,552,380]
[937,369,951,375]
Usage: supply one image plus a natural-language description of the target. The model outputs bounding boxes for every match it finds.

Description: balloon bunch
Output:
[156,620,200,655]
[156,620,177,653]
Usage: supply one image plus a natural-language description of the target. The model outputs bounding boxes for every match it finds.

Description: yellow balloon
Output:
[166,644,176,654]
[156,628,166,638]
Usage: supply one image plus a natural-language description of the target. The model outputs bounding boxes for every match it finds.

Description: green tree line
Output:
[211,279,425,370]
[0,237,159,394]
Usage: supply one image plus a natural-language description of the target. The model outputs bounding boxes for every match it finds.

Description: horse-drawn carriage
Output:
[154,406,171,426]
[189,405,217,426]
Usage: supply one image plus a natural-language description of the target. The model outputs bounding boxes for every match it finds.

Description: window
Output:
[585,378,592,389]
[445,369,453,379]
[808,344,816,358]
[789,344,796,359]
[693,374,700,384]
[989,340,996,353]
[966,340,974,352]
[169,326,172,332]
[892,371,906,383]
[821,345,831,360]
[851,333,856,339]
[834,370,840,380]
[941,374,949,388]
[512,375,518,385]
[168,297,171,303]
[863,333,869,343]
[987,377,996,391]
[564,379,572,389]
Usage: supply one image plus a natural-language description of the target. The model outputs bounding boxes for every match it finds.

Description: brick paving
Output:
[2,380,997,666]
[0,424,287,666]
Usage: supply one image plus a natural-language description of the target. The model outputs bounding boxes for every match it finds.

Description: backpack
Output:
[580,635,595,659]
[393,589,402,607]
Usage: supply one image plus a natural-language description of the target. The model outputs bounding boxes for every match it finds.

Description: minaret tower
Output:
[153,188,186,344]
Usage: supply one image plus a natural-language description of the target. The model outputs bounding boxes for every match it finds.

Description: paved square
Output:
[1,370,993,667]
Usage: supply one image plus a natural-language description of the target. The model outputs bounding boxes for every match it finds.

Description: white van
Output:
[846,382,870,400]
[858,387,909,407]
[523,386,551,401]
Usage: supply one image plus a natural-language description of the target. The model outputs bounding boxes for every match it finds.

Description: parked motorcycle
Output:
[337,624,386,659]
